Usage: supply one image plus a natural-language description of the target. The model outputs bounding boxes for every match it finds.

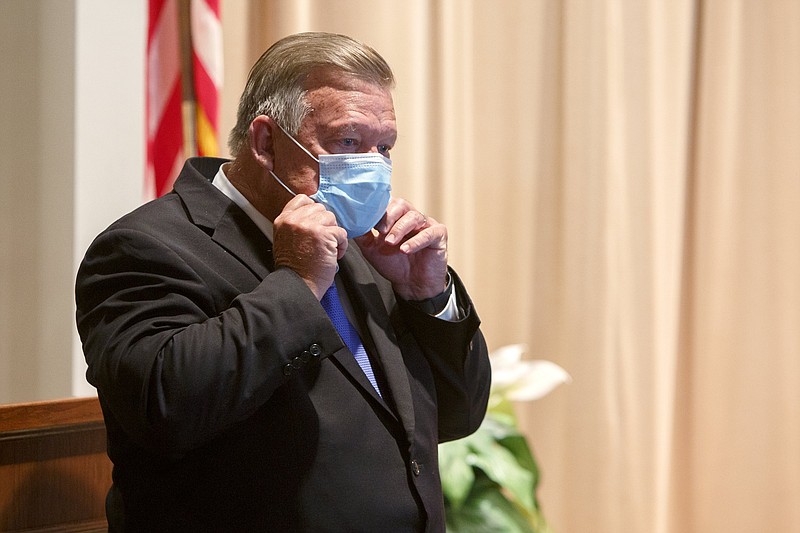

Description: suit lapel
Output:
[338,249,416,441]
[326,322,392,410]
[174,158,274,281]
[211,207,274,278]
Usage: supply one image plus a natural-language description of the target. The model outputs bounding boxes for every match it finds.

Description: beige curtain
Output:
[220,1,800,531]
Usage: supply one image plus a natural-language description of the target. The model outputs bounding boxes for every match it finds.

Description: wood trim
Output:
[0,396,104,435]
[18,519,108,533]
[0,396,111,532]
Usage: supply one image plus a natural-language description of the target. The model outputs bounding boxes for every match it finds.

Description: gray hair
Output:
[228,32,395,156]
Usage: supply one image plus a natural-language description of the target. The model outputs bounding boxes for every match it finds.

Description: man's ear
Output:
[247,115,276,170]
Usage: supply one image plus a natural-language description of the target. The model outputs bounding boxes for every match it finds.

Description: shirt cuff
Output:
[405,272,463,322]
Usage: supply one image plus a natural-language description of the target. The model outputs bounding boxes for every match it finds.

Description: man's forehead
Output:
[304,66,390,93]
[303,82,395,125]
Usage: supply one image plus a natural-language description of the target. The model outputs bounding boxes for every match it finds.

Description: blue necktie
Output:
[320,282,382,396]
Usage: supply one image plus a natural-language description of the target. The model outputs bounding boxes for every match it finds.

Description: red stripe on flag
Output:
[147,0,168,43]
[150,79,184,196]
[146,0,183,198]
[192,53,218,133]
[205,0,220,18]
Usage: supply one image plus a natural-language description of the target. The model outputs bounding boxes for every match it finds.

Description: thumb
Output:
[354,230,382,250]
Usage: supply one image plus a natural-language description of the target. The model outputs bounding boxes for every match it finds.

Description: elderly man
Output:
[76,32,490,532]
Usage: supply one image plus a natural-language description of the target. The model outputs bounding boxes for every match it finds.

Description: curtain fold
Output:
[220,1,800,531]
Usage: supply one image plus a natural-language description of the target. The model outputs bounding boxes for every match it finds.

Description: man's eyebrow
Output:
[322,120,396,138]
[332,122,360,133]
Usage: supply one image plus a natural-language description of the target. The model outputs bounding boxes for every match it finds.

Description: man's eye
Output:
[378,145,392,156]
[341,138,357,147]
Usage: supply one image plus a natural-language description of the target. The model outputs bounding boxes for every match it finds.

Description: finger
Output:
[384,209,429,246]
[279,199,338,230]
[374,197,410,234]
[275,195,318,227]
[398,218,447,254]
[282,193,315,213]
[332,226,349,259]
[309,205,340,228]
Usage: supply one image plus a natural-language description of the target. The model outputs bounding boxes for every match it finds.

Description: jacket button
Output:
[291,356,303,369]
[410,460,421,476]
[300,350,311,363]
[282,363,293,376]
[309,344,322,357]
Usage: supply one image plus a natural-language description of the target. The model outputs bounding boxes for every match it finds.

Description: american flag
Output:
[146,0,222,199]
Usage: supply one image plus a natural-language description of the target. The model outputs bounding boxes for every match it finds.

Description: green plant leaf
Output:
[481,414,524,441]
[498,434,540,483]
[498,434,543,512]
[464,431,537,514]
[439,437,476,509]
[445,474,536,533]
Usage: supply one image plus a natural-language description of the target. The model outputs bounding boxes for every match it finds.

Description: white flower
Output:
[490,344,571,402]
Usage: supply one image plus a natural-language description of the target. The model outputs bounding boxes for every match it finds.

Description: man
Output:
[76,32,490,532]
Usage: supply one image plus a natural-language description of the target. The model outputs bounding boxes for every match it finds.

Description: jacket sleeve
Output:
[397,268,491,442]
[75,226,344,455]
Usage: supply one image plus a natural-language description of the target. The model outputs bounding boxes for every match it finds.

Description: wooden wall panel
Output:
[0,397,111,532]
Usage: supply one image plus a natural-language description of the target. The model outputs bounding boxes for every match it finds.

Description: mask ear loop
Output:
[275,123,320,163]
[269,122,320,196]
[270,170,297,197]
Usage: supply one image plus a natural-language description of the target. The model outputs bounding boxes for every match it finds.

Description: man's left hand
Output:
[354,198,448,301]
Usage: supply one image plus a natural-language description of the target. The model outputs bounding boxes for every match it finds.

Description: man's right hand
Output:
[272,194,348,300]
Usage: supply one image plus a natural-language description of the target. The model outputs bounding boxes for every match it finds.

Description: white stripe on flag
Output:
[190,0,223,87]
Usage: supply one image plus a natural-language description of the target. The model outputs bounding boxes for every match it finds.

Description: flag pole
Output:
[178,0,196,158]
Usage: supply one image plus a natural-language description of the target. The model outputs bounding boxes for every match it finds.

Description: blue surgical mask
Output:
[270,126,392,239]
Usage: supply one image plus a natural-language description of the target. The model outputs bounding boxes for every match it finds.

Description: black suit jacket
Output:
[75,158,490,532]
